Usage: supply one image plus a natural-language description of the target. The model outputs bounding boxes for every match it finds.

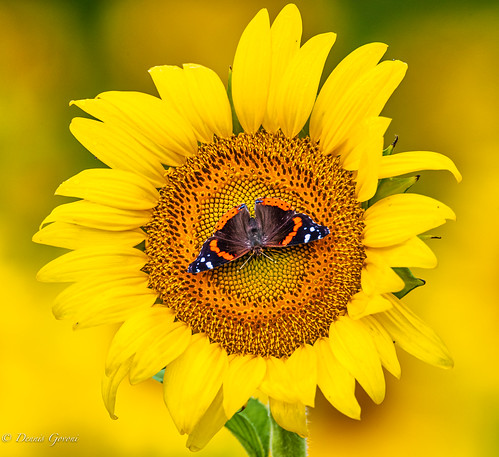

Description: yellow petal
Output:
[328,316,385,404]
[348,291,392,319]
[310,42,389,141]
[148,65,213,143]
[130,321,192,384]
[317,60,407,154]
[259,356,297,404]
[376,294,454,368]
[366,236,438,269]
[70,117,166,187]
[285,344,317,407]
[223,355,266,419]
[269,398,308,437]
[53,271,151,320]
[378,151,462,182]
[186,389,228,452]
[314,338,360,419]
[106,306,176,375]
[40,201,152,232]
[55,169,159,210]
[102,356,133,420]
[363,193,456,248]
[340,116,391,171]
[72,91,197,164]
[163,335,228,435]
[362,316,401,378]
[275,32,336,138]
[263,3,302,133]
[361,261,405,295]
[36,247,147,282]
[182,64,232,138]
[54,273,157,328]
[32,222,145,250]
[351,118,391,201]
[231,8,271,133]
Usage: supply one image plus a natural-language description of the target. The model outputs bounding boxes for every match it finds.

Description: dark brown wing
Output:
[255,197,330,247]
[187,204,252,273]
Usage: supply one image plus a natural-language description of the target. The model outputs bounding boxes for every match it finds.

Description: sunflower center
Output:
[144,132,366,358]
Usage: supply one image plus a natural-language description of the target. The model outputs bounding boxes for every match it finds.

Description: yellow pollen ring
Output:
[281,216,303,246]
[209,239,235,261]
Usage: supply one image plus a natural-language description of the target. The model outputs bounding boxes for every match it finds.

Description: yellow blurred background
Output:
[1,0,498,456]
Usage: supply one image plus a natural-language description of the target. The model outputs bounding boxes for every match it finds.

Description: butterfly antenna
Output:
[261,251,275,263]
[239,252,255,270]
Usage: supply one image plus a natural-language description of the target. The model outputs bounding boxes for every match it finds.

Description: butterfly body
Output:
[187,197,330,273]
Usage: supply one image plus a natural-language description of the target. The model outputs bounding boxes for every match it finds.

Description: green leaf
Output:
[392,267,425,299]
[270,414,307,457]
[225,398,270,457]
[368,175,419,206]
[227,67,243,135]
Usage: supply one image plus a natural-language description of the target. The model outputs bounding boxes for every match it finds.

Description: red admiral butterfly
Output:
[187,197,330,273]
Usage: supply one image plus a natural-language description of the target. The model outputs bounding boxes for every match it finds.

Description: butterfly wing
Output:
[255,197,330,248]
[187,204,252,273]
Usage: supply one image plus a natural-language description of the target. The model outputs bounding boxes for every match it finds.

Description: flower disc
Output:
[145,131,366,357]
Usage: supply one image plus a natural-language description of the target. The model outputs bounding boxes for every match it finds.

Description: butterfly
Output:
[187,197,330,273]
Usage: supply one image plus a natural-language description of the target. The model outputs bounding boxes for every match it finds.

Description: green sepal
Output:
[225,398,270,457]
[269,413,307,457]
[152,368,165,383]
[383,135,399,156]
[227,67,244,136]
[392,267,425,299]
[368,175,419,206]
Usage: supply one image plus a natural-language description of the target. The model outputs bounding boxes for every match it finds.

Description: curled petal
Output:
[186,389,228,452]
[376,294,454,368]
[379,151,462,182]
[269,398,308,437]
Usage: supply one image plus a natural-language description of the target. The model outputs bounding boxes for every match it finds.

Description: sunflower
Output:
[34,3,461,452]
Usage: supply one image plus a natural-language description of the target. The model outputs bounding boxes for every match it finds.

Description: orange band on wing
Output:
[209,239,235,260]
[281,217,303,246]
[259,197,292,211]
[214,207,241,231]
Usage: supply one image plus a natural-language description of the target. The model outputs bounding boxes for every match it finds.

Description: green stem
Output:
[269,414,307,457]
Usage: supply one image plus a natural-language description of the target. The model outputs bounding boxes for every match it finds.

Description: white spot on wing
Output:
[206,261,213,269]
[304,234,311,243]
